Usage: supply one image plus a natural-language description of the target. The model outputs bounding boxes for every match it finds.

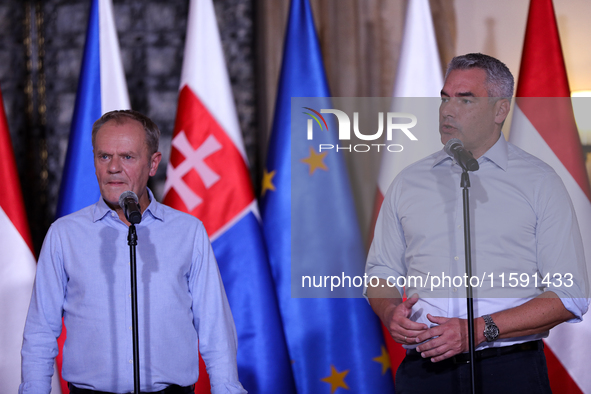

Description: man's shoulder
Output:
[506,141,557,175]
[506,142,566,190]
[52,204,96,227]
[151,201,206,230]
[41,204,99,244]
[396,150,444,179]
[381,150,444,200]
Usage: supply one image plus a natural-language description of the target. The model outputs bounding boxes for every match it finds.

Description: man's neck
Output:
[470,131,502,159]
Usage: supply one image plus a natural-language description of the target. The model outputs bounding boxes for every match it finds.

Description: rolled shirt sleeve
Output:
[189,222,246,393]
[20,225,67,394]
[534,171,589,321]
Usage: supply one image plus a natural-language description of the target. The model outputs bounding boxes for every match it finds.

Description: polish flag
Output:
[163,0,294,392]
[369,0,443,381]
[508,0,591,392]
[0,88,37,393]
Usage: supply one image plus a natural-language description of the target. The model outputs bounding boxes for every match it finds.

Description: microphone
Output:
[118,191,142,224]
[444,138,479,172]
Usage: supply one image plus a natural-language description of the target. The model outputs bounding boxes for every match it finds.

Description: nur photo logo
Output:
[303,106,418,153]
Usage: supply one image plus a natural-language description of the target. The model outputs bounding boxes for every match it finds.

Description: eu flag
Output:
[260,0,395,392]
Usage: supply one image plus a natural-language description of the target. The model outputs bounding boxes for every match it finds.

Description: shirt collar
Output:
[432,149,451,168]
[431,134,508,171]
[480,134,508,171]
[92,188,164,223]
[143,189,164,221]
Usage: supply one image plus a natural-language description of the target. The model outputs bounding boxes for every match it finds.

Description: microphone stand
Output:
[460,169,477,394]
[127,224,140,394]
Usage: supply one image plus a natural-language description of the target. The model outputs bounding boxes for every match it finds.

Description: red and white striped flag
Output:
[509,0,591,392]
[0,88,37,392]
[370,0,443,381]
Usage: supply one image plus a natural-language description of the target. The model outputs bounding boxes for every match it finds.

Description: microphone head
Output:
[119,191,142,224]
[118,190,138,208]
[444,138,463,157]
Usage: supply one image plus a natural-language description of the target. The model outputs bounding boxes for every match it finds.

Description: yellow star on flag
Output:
[261,168,276,196]
[301,147,328,175]
[321,365,350,394]
[372,345,391,375]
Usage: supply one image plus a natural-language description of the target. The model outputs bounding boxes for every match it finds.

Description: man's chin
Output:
[100,187,127,208]
[440,133,454,146]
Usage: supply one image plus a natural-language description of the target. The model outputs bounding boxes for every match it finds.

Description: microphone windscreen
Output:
[118,190,138,208]
[444,138,463,157]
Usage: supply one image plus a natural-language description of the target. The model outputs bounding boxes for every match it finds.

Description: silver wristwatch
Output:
[482,314,499,342]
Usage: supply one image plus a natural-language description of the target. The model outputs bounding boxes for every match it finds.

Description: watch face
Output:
[491,326,499,338]
[485,325,499,341]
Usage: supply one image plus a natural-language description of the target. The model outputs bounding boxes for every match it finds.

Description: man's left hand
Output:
[414,314,475,362]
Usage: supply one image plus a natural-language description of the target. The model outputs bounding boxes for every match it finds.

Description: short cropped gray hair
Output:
[445,53,514,99]
[92,110,160,156]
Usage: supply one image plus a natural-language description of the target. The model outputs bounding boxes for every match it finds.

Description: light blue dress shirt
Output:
[20,190,246,393]
[367,135,589,350]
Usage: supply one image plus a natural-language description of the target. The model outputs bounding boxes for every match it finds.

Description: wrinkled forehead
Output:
[441,69,489,98]
[94,118,150,151]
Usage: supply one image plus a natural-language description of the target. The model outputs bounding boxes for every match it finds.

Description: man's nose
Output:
[108,156,122,173]
[440,100,457,118]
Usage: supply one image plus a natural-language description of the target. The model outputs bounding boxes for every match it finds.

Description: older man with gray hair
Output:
[20,110,246,394]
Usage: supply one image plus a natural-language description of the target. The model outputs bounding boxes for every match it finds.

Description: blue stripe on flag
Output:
[212,211,297,393]
[56,0,102,218]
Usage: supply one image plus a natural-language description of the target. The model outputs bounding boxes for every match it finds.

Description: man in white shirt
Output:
[366,53,588,393]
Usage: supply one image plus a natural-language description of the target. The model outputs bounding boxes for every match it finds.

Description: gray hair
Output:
[92,110,161,156]
[445,53,514,100]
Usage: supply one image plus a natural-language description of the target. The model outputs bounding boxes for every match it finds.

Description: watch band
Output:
[483,314,500,342]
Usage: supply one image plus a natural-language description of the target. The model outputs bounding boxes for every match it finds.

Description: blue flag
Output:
[54,1,129,391]
[260,0,395,392]
[56,0,130,218]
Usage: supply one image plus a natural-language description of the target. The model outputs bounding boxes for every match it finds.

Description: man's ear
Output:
[149,152,162,176]
[494,99,510,125]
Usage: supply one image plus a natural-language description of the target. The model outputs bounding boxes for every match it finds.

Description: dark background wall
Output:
[1,0,257,255]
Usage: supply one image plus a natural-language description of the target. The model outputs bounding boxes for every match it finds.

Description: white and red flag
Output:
[509,0,591,392]
[0,88,37,393]
[374,0,443,204]
[163,0,294,393]
[370,0,443,381]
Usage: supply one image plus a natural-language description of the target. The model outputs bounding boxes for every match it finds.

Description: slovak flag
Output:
[55,0,130,391]
[162,0,295,393]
